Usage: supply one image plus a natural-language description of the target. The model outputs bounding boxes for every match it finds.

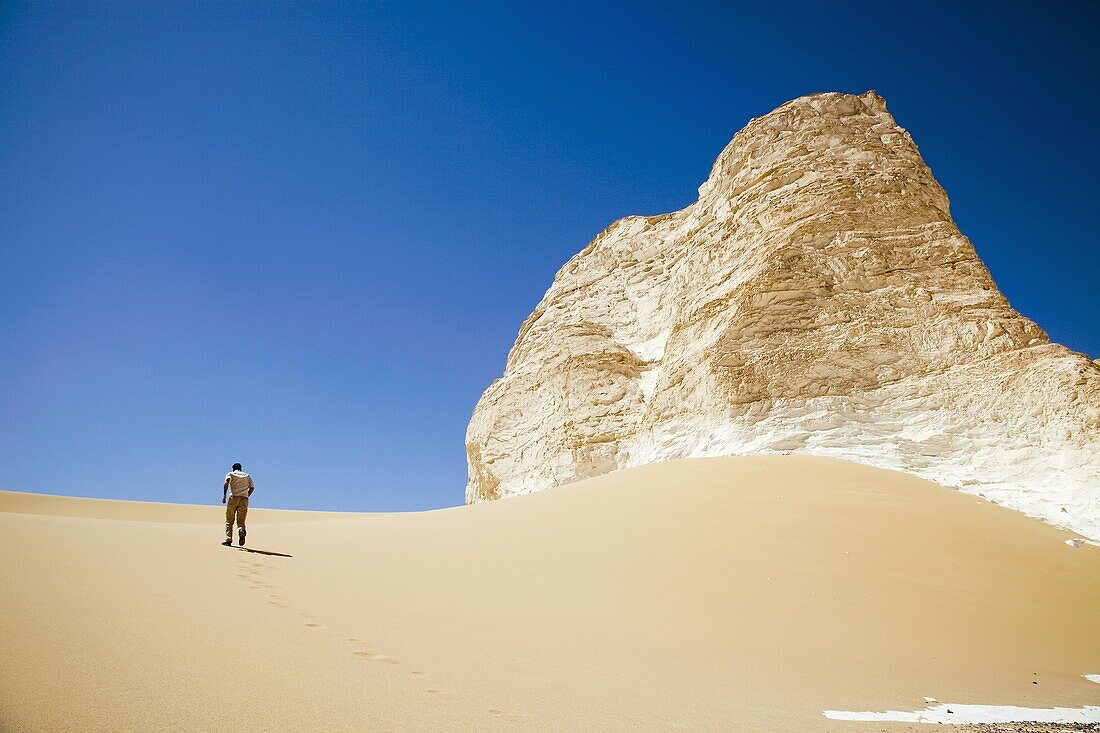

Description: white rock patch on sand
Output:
[825,676,1100,724]
[823,703,1100,724]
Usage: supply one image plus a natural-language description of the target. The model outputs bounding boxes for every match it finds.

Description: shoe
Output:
[221,539,232,546]
[238,528,246,547]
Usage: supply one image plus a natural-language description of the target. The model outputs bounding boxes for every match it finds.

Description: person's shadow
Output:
[233,547,292,558]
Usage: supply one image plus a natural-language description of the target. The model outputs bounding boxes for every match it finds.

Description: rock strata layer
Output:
[465,91,1100,539]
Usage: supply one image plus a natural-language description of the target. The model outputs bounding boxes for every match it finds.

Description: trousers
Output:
[225,496,248,539]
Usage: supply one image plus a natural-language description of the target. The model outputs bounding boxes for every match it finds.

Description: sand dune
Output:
[2,456,1098,732]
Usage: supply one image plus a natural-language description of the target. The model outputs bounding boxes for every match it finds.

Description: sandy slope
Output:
[1,456,1098,732]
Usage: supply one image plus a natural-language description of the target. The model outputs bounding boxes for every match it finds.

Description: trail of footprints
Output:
[232,557,524,724]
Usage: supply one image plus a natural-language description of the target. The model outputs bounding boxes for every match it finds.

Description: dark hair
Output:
[232,463,242,471]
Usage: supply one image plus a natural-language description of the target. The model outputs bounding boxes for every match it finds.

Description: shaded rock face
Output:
[466,91,1100,538]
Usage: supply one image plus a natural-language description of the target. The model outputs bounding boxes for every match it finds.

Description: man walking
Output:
[222,463,254,546]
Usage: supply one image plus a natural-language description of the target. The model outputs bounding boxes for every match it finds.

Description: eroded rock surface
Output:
[465,91,1100,538]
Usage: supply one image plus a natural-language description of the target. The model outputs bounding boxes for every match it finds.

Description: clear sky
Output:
[2,1,1097,511]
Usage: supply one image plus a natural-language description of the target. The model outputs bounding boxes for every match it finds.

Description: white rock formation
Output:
[465,91,1100,539]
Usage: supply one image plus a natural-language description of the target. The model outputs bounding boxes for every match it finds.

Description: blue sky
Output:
[1,1,1097,511]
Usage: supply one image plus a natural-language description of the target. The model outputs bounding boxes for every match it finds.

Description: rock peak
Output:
[698,90,949,224]
[465,93,1100,540]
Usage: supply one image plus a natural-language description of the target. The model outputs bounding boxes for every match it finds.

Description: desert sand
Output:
[2,455,1098,732]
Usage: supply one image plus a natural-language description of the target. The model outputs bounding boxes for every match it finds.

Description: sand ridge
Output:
[2,456,1098,732]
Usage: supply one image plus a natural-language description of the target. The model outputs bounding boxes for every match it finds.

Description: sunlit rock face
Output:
[465,91,1100,538]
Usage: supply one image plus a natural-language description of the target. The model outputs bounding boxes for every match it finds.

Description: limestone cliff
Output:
[465,91,1100,539]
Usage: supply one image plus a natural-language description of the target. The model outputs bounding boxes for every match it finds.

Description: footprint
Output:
[347,638,361,643]
[353,651,400,665]
[305,623,323,629]
[410,671,425,676]
[489,709,524,722]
